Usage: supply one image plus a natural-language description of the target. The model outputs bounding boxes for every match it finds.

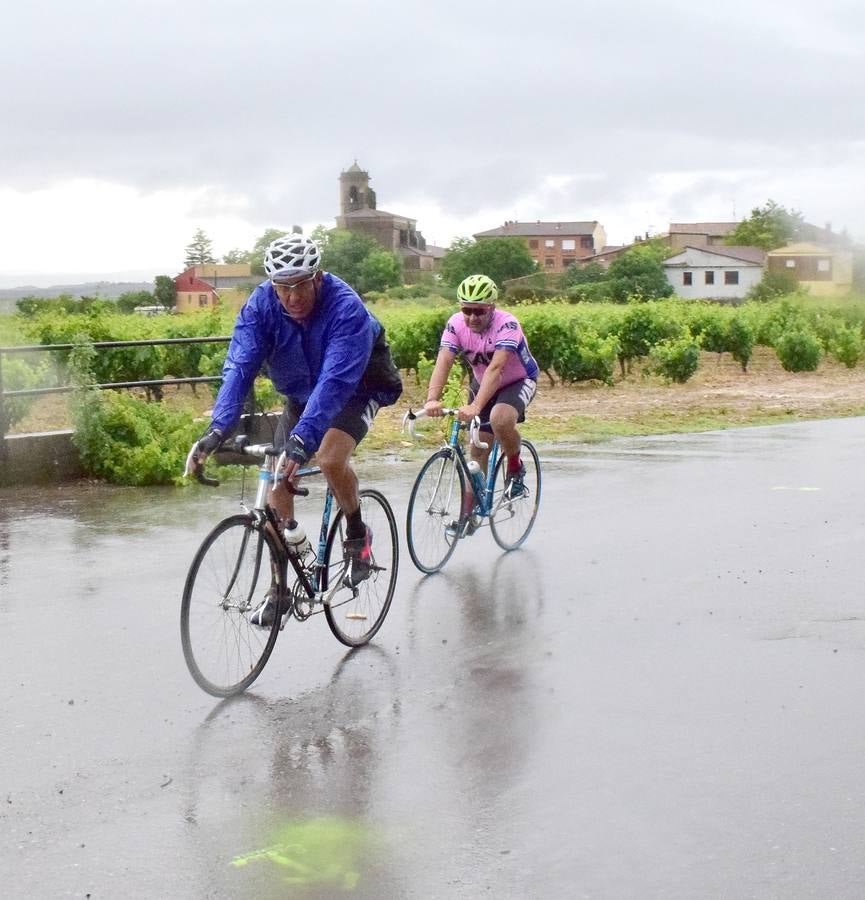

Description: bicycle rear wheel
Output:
[406,449,466,573]
[490,439,541,551]
[181,514,283,697]
[324,489,399,647]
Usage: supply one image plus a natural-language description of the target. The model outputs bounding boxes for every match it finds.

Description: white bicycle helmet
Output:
[264,234,321,280]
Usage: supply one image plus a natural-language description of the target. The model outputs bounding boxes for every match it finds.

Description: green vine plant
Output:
[68,338,200,486]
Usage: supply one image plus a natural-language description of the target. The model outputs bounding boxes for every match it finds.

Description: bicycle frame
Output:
[444,417,501,518]
[243,449,342,610]
[404,408,503,521]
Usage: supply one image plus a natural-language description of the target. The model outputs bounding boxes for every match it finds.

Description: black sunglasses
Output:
[461,306,491,317]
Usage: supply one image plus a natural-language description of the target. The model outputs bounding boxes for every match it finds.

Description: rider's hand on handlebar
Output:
[277,433,310,486]
[190,427,222,464]
[457,403,480,424]
[423,399,444,418]
[184,427,224,484]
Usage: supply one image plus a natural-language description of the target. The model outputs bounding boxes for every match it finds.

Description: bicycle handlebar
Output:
[401,408,489,449]
[184,435,314,494]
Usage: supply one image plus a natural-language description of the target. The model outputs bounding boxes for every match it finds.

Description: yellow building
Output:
[766,243,853,297]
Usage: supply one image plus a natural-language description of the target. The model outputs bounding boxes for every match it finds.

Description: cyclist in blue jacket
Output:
[189,233,402,625]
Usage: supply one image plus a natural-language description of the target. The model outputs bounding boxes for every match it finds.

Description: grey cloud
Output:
[3,0,864,237]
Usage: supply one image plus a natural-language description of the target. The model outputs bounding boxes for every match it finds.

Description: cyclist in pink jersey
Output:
[424,274,538,534]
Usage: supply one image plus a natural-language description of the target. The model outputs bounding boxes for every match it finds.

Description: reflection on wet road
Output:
[4,418,865,897]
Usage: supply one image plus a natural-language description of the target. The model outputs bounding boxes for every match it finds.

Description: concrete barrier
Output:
[1,431,84,486]
[0,413,281,487]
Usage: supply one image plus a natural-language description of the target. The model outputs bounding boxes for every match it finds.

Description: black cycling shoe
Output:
[505,462,527,499]
[445,517,477,540]
[249,588,290,627]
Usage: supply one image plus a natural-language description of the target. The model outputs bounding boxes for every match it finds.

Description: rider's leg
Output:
[317,423,373,587]
[316,427,361,534]
[489,402,522,472]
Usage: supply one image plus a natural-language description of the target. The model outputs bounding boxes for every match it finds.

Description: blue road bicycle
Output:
[181,437,398,697]
[403,408,541,574]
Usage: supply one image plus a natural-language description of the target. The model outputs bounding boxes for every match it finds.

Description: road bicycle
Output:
[180,436,399,697]
[402,408,541,573]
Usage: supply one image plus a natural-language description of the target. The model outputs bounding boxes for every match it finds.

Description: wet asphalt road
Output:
[3,418,865,898]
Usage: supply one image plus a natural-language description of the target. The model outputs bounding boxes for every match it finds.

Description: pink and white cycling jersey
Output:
[440,309,539,386]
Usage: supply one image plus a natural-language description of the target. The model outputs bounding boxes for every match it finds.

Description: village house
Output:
[668,222,738,252]
[766,242,853,297]
[663,245,766,300]
[474,220,607,274]
[174,263,254,313]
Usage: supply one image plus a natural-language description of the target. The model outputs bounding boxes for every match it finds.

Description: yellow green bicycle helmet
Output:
[457,273,498,304]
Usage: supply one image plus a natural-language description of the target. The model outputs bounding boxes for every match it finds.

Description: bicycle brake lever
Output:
[184,444,220,486]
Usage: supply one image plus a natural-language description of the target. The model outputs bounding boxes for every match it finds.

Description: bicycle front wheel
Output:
[324,489,399,647]
[181,514,284,697]
[490,439,541,551]
[406,449,466,573]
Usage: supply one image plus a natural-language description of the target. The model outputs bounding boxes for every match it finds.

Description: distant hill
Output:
[0,281,155,313]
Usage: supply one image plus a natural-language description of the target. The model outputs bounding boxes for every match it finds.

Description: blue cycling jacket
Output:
[210,273,393,453]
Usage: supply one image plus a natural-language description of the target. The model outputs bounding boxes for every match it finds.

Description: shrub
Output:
[829,323,863,369]
[747,270,799,302]
[71,388,200,485]
[555,328,619,385]
[775,328,822,372]
[727,315,757,371]
[516,303,582,385]
[686,304,729,355]
[566,282,612,303]
[1,355,54,429]
[617,302,681,373]
[649,332,701,383]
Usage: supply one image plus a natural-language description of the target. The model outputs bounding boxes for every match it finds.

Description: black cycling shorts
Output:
[468,377,537,433]
[275,394,381,449]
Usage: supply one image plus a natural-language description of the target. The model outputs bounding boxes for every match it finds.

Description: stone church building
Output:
[335,162,444,279]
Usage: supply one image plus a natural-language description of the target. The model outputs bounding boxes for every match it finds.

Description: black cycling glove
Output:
[284,433,309,465]
[196,428,223,457]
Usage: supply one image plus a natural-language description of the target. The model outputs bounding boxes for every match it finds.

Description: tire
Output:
[406,449,466,574]
[181,514,284,697]
[490,439,541,551]
[324,489,399,647]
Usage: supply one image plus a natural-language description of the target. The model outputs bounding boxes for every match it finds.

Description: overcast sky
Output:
[2,0,863,287]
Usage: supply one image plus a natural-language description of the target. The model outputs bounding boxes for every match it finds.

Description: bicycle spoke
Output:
[181,516,283,697]
[406,450,465,573]
[324,489,399,646]
[489,440,541,551]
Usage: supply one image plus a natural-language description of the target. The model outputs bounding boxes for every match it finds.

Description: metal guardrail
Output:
[0,335,231,457]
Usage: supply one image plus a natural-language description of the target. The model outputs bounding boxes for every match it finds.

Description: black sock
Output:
[346,507,365,540]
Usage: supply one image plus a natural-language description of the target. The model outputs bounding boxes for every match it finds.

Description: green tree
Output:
[310,224,333,254]
[357,249,402,293]
[562,261,607,288]
[154,275,176,309]
[319,229,386,287]
[116,290,154,313]
[439,237,537,288]
[747,269,799,302]
[184,228,216,267]
[246,228,290,276]
[222,248,249,264]
[725,200,804,250]
[606,242,673,302]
